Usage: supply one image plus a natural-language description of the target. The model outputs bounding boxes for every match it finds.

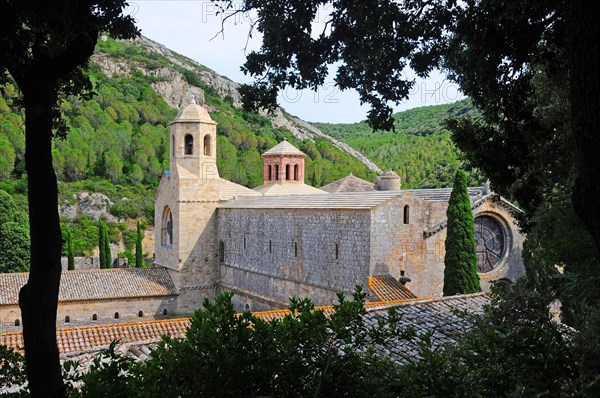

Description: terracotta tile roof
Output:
[0,318,191,355]
[0,294,489,363]
[0,268,177,305]
[368,276,417,301]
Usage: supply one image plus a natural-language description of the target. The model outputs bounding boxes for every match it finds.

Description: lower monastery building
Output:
[0,102,525,329]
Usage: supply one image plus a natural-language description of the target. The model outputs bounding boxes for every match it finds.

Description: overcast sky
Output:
[129,1,463,124]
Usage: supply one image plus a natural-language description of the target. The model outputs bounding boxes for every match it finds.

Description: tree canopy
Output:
[0,1,138,396]
[227,0,599,249]
[443,170,479,295]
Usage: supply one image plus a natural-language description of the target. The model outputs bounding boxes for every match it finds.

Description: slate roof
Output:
[252,182,326,196]
[219,179,262,200]
[0,268,177,306]
[0,293,488,361]
[320,173,376,193]
[221,187,488,210]
[365,293,489,364]
[404,187,485,202]
[262,140,305,156]
[220,191,405,209]
[368,276,417,301]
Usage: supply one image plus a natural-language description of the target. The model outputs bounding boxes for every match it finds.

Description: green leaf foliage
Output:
[104,228,112,269]
[443,169,479,295]
[135,221,143,268]
[0,345,27,396]
[0,189,29,273]
[66,228,75,271]
[81,287,412,398]
[314,100,486,188]
[396,280,583,397]
[98,222,106,269]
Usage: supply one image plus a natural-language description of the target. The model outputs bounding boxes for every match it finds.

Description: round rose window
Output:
[474,216,505,272]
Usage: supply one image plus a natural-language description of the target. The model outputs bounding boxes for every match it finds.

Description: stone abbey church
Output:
[0,102,525,329]
[153,102,525,313]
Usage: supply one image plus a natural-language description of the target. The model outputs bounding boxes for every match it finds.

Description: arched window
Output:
[163,309,168,316]
[403,205,410,224]
[114,312,120,319]
[219,240,225,262]
[138,311,144,317]
[204,134,211,156]
[184,134,194,155]
[64,316,70,323]
[294,241,298,258]
[245,304,250,311]
[335,243,339,260]
[171,135,175,157]
[269,240,272,254]
[14,319,20,327]
[267,165,272,181]
[285,164,291,180]
[161,206,174,247]
[92,314,98,321]
[244,236,247,250]
[294,164,299,181]
[274,165,279,181]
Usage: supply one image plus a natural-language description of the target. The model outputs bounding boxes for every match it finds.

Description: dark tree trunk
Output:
[18,81,65,397]
[570,1,600,254]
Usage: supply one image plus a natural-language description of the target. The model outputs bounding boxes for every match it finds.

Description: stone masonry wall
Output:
[218,208,372,309]
[0,296,178,333]
[369,194,442,297]
[370,195,525,297]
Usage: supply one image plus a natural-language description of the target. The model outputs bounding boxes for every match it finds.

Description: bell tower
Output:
[155,99,221,314]
[169,98,219,182]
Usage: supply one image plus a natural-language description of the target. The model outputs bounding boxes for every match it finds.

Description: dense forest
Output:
[313,100,485,188]
[0,37,377,263]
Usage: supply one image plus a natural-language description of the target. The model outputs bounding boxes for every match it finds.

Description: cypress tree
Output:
[104,228,112,268]
[135,221,144,268]
[98,222,105,269]
[443,169,480,296]
[66,229,75,271]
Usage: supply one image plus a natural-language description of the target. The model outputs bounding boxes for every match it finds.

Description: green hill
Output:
[312,100,485,188]
[0,36,378,260]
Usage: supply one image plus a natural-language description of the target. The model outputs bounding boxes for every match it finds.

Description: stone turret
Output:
[374,170,401,191]
[262,140,305,184]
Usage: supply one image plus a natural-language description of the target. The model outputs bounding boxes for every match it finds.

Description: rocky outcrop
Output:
[59,192,118,223]
[92,53,131,77]
[150,68,205,109]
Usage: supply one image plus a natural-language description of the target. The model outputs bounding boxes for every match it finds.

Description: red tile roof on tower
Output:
[262,140,305,156]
